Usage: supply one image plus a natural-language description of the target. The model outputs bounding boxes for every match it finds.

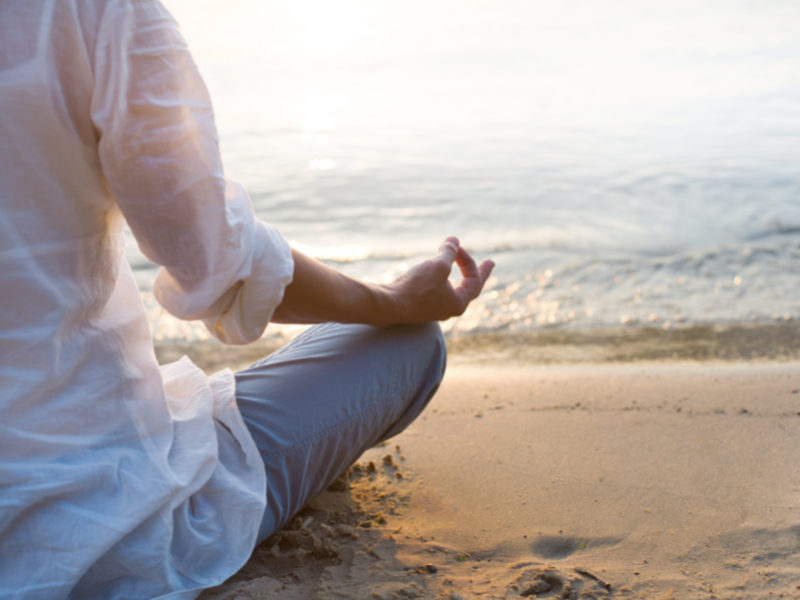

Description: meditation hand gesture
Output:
[386,237,495,324]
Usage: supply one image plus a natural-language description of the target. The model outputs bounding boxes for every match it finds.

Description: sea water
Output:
[133,0,800,343]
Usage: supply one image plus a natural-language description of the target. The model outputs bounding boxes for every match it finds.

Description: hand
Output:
[384,237,495,324]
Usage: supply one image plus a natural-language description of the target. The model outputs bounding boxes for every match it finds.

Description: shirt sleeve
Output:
[90,0,293,345]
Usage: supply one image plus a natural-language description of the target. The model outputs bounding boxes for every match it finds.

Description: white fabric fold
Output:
[200,220,294,345]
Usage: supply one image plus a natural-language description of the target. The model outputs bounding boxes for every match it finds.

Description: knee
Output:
[391,321,447,385]
[376,322,446,442]
[421,321,447,380]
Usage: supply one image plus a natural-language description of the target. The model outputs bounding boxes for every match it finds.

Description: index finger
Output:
[453,246,495,303]
[455,244,480,280]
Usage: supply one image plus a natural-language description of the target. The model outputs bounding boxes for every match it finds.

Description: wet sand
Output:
[159,323,800,376]
[199,359,800,600]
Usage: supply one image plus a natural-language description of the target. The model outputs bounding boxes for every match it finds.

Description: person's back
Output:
[0,2,140,587]
[0,2,271,597]
[0,0,118,378]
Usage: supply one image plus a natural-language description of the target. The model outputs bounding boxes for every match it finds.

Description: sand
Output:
[199,360,800,600]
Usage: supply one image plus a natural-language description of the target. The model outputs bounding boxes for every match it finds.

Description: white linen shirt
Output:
[0,1,294,598]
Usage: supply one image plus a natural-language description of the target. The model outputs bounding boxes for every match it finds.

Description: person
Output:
[0,1,494,599]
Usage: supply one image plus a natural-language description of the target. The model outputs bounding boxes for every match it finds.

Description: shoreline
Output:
[156,322,800,374]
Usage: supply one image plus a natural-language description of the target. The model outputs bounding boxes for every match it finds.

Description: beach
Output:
[149,1,800,595]
[195,329,800,600]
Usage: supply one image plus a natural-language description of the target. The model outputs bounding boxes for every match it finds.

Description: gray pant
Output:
[234,322,446,545]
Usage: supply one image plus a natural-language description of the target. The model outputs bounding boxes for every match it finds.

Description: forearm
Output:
[270,249,398,326]
[271,239,494,327]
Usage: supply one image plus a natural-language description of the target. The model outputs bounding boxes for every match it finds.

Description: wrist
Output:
[366,283,406,327]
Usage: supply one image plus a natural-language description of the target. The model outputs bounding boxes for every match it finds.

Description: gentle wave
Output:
[137,232,799,344]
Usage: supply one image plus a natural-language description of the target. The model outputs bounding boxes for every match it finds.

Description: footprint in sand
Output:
[506,568,568,599]
[506,566,613,599]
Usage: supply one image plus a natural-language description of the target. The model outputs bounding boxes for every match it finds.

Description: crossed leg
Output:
[234,321,446,545]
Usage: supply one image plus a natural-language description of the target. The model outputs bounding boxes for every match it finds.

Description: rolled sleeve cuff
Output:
[203,220,294,345]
